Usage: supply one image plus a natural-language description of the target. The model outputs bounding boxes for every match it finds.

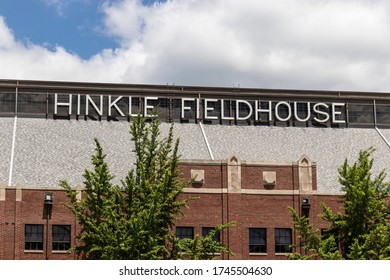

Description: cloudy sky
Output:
[1,0,390,91]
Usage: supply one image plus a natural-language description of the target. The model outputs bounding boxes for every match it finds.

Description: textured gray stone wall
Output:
[2,117,390,193]
[203,125,390,193]
[9,119,209,189]
[0,118,14,186]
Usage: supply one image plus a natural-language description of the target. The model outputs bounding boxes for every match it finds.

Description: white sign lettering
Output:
[53,94,346,124]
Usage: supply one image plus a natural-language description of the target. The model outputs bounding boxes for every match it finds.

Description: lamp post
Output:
[301,197,311,217]
[44,192,53,260]
[301,197,311,255]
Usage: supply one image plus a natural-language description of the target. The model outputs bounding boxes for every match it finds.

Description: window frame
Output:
[52,225,71,252]
[275,228,292,254]
[176,226,194,239]
[249,228,267,254]
[24,224,44,251]
[202,227,220,242]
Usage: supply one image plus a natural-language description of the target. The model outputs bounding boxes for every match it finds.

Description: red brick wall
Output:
[0,160,342,260]
[2,190,16,260]
[241,165,296,190]
[0,189,77,260]
[0,195,2,259]
[176,161,341,260]
[179,163,226,189]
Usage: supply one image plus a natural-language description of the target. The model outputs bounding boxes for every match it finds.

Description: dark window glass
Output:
[202,227,220,242]
[275,228,292,253]
[376,104,390,125]
[52,225,71,251]
[0,92,16,114]
[25,224,44,250]
[17,93,47,115]
[176,227,194,239]
[249,228,267,253]
[348,103,374,125]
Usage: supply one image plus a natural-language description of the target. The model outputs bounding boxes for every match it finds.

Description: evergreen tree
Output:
[61,114,233,259]
[289,147,390,260]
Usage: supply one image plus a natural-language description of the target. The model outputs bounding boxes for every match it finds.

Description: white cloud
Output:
[0,17,16,49]
[2,0,390,91]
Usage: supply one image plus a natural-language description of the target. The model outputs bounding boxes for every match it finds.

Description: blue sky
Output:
[0,0,162,58]
[0,0,116,59]
[1,0,390,91]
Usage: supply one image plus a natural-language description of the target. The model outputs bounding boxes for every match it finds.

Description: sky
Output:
[1,0,390,91]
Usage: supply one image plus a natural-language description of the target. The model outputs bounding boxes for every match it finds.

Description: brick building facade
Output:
[2,79,390,260]
[0,155,341,260]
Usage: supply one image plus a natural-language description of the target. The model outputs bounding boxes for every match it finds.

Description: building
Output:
[1,79,390,260]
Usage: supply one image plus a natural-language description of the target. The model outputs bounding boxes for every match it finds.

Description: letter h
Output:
[54,94,72,115]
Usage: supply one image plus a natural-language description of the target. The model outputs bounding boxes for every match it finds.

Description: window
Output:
[249,228,267,253]
[176,227,194,239]
[320,228,331,238]
[321,228,339,248]
[25,224,44,250]
[202,227,220,242]
[275,228,292,253]
[52,225,71,251]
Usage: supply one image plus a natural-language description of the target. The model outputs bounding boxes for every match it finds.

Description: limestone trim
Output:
[0,182,5,200]
[180,159,226,166]
[2,184,343,196]
[180,159,312,167]
[2,184,81,190]
[191,169,205,184]
[15,183,22,201]
[241,160,299,167]
[297,154,313,192]
[183,188,228,194]
[183,187,343,196]
[75,184,83,200]
[227,154,242,193]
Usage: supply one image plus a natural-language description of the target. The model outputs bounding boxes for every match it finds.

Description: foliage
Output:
[289,147,390,260]
[61,113,233,259]
[288,207,341,260]
[61,139,124,259]
[171,222,235,260]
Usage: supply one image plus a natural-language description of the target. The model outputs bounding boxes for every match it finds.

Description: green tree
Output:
[171,223,235,260]
[289,147,390,260]
[288,207,341,260]
[61,114,233,259]
[61,139,125,259]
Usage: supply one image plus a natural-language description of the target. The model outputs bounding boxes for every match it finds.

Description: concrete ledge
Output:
[2,184,79,190]
[183,187,343,196]
[180,158,317,167]
[183,187,227,194]
[242,160,296,167]
[0,184,344,196]
[180,159,226,165]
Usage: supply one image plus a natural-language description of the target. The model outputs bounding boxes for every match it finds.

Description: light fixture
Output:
[44,192,53,205]
[302,197,311,209]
